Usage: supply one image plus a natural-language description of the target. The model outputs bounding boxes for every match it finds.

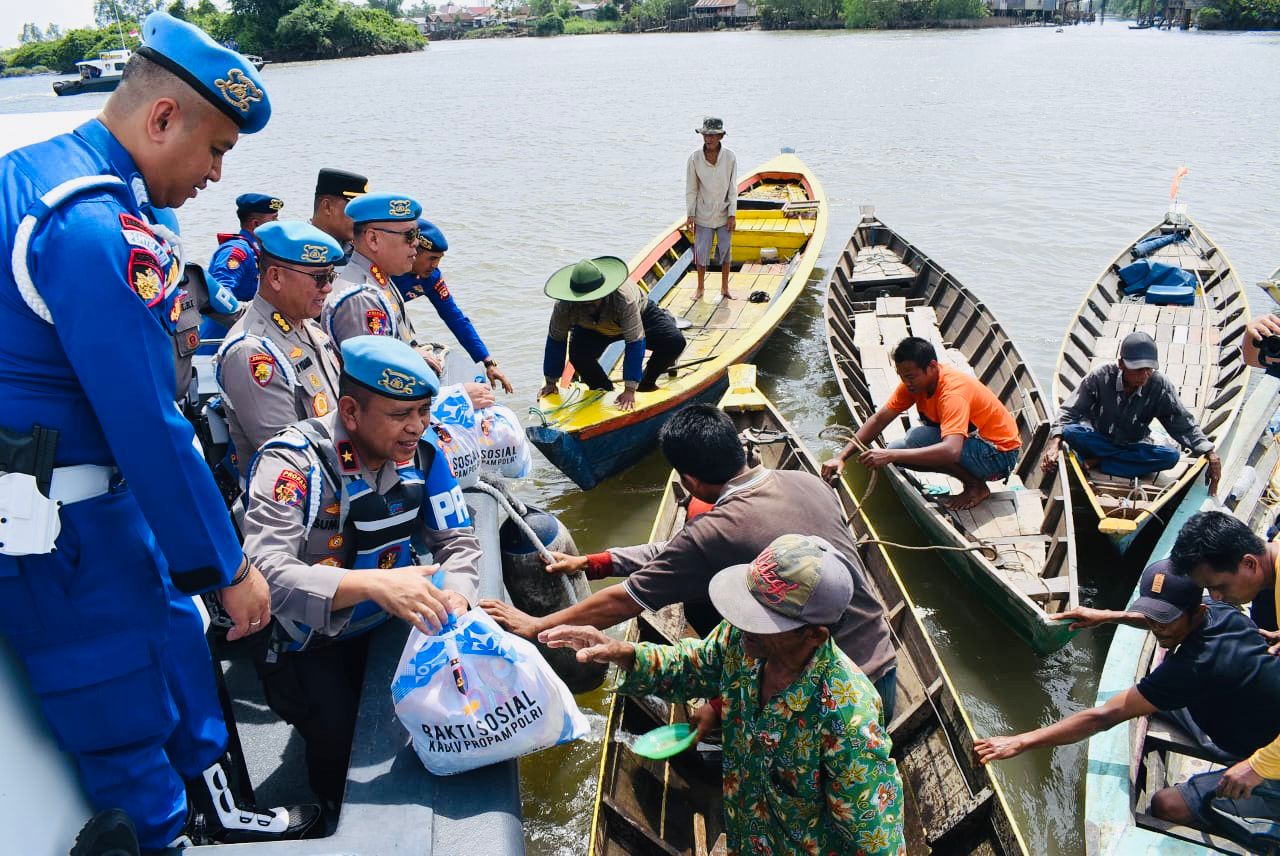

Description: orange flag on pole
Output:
[1169,166,1189,201]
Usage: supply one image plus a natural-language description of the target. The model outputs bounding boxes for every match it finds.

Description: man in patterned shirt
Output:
[542,535,906,856]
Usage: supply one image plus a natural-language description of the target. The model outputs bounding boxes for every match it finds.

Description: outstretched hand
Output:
[1048,606,1114,631]
[973,735,1026,766]
[543,551,589,575]
[479,599,542,639]
[539,625,636,670]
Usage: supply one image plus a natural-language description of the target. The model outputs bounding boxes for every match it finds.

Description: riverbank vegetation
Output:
[4,0,424,73]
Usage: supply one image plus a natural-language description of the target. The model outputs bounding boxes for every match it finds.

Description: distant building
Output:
[573,1,600,17]
[690,0,758,21]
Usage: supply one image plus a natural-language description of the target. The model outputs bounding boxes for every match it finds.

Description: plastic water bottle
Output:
[1228,466,1257,504]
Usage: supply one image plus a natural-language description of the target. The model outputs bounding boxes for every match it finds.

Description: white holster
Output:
[0,465,115,557]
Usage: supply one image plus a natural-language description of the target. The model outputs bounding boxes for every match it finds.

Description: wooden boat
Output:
[823,211,1078,655]
[1085,374,1276,856]
[1259,265,1280,305]
[527,153,827,490]
[588,364,1027,856]
[1053,213,1250,555]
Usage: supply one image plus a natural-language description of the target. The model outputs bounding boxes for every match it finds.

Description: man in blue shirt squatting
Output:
[198,191,283,351]
[392,218,515,394]
[0,12,319,851]
[240,335,481,817]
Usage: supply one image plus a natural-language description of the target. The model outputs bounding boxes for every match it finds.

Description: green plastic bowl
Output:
[631,723,698,760]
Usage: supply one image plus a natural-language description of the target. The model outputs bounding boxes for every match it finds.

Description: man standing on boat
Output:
[310,167,368,265]
[481,404,898,717]
[0,12,318,850]
[542,535,906,856]
[538,257,687,411]
[1040,331,1221,493]
[975,558,1280,851]
[391,218,515,393]
[240,335,481,817]
[215,221,345,482]
[686,117,736,302]
[821,336,1022,511]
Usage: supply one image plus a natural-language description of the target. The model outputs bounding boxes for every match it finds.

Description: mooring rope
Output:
[471,474,577,603]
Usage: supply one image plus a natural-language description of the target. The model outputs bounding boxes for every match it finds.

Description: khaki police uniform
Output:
[215,295,342,479]
[174,263,243,401]
[322,251,422,348]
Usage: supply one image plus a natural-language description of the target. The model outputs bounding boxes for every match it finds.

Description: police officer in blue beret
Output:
[392,218,514,394]
[0,11,317,849]
[216,221,345,482]
[197,192,283,353]
[241,334,481,815]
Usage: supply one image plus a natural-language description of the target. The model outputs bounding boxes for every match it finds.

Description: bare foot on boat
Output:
[693,288,704,301]
[944,484,991,510]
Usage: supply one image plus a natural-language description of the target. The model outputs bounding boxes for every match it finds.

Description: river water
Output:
[4,23,1280,854]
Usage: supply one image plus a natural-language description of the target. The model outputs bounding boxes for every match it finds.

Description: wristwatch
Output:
[483,357,498,368]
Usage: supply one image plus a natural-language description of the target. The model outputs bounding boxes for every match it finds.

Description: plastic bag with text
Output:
[430,384,481,487]
[390,608,589,775]
[473,404,532,479]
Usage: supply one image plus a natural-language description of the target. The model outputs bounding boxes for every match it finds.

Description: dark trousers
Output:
[568,301,686,390]
[1061,424,1181,478]
[252,633,371,805]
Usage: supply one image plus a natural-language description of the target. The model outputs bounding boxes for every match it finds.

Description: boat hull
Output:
[52,77,120,96]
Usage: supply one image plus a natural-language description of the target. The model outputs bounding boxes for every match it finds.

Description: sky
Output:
[2,0,97,49]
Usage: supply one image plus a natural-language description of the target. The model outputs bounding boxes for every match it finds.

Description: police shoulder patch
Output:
[249,353,276,387]
[118,213,154,235]
[434,279,451,300]
[366,309,389,335]
[377,546,401,569]
[126,248,166,308]
[273,469,308,508]
[337,440,359,473]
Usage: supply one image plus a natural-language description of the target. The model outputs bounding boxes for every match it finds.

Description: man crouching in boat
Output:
[1039,331,1221,493]
[240,335,481,820]
[481,404,898,718]
[822,336,1022,510]
[543,535,907,856]
[975,558,1280,851]
[538,257,686,411]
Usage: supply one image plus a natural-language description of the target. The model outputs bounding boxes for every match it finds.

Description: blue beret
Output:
[236,193,283,216]
[341,336,439,401]
[416,219,448,253]
[138,12,271,135]
[346,192,422,225]
[257,221,344,267]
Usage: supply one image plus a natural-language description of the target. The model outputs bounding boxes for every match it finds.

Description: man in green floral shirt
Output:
[543,534,905,856]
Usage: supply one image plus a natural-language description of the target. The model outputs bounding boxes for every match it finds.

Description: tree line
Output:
[6,0,425,73]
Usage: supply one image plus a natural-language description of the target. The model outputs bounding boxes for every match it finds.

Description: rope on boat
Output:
[470,474,577,603]
[817,425,878,514]
[528,384,603,427]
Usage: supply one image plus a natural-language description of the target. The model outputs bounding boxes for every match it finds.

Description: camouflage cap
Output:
[695,116,725,136]
[708,534,854,634]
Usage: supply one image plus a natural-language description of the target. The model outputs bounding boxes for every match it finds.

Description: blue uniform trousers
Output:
[0,490,227,850]
[1060,424,1180,478]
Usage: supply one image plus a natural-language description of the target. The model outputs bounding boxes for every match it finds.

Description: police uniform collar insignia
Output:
[378,368,415,396]
[272,312,293,334]
[337,440,359,473]
[215,68,264,115]
[129,174,149,208]
[369,264,388,287]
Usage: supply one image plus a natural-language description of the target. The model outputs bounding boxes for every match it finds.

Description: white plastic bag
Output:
[474,404,532,479]
[390,608,588,776]
[430,384,481,487]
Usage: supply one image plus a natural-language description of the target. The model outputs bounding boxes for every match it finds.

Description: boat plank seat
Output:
[847,247,916,288]
[1145,717,1235,765]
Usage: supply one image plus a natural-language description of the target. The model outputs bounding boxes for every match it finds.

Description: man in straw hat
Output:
[686,116,737,302]
[541,534,905,855]
[539,256,686,411]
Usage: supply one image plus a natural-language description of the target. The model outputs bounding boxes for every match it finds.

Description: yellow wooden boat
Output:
[527,153,827,489]
[1053,213,1250,554]
[587,365,1028,855]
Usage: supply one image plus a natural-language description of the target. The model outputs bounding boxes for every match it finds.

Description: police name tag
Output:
[0,472,62,556]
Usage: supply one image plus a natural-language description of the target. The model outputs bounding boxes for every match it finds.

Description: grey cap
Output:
[708,534,854,634]
[1120,331,1159,370]
[695,117,725,136]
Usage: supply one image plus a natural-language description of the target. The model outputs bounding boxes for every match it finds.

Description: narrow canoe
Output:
[823,212,1078,655]
[1053,213,1250,555]
[527,153,827,490]
[588,364,1028,856]
[1084,375,1277,855]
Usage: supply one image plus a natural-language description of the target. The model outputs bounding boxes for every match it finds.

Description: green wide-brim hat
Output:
[544,256,630,303]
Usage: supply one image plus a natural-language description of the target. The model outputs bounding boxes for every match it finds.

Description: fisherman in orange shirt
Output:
[822,336,1022,510]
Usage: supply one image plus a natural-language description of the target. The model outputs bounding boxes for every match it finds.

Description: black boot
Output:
[183,753,321,844]
[70,809,139,856]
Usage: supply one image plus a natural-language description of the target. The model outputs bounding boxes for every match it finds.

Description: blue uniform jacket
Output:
[392,269,489,363]
[0,119,242,592]
[208,228,260,302]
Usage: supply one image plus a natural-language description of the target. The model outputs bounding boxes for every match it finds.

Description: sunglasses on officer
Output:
[276,264,338,286]
[367,226,421,244]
